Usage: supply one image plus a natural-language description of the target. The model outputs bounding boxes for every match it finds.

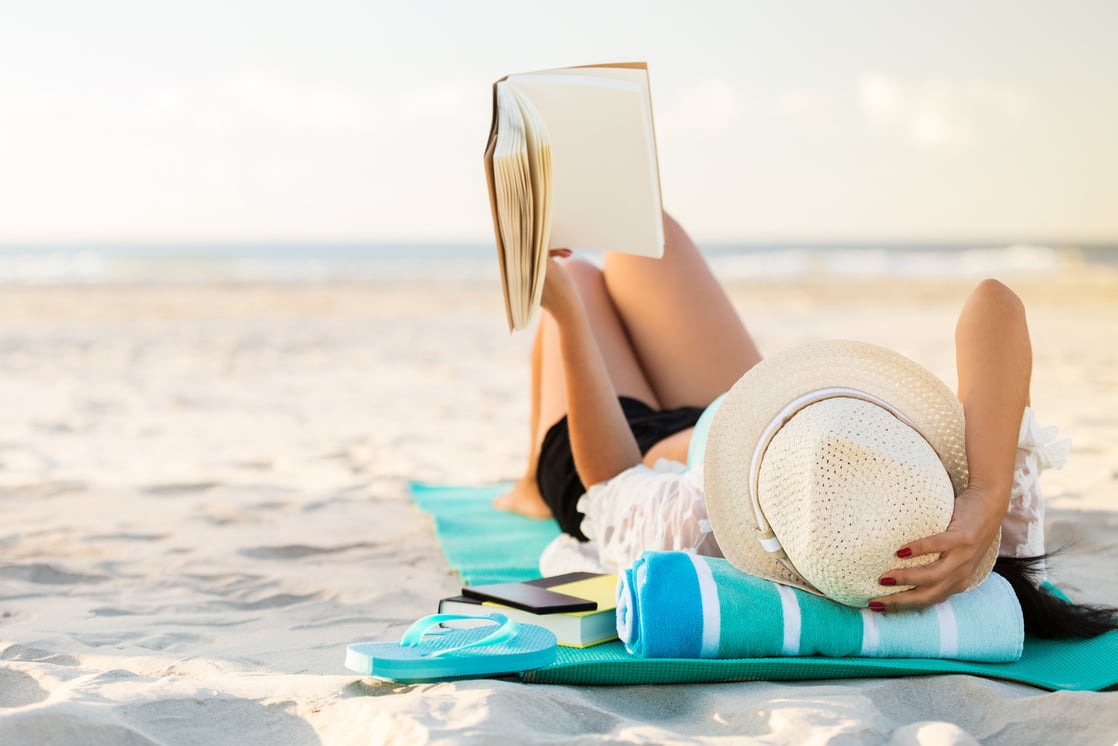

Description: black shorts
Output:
[536,396,704,541]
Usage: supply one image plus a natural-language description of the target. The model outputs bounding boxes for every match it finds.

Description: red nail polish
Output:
[896,548,912,558]
[880,577,897,586]
[869,601,886,612]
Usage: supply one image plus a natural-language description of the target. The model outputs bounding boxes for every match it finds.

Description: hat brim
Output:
[703,339,999,604]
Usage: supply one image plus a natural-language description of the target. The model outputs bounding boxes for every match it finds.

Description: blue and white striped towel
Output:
[617,552,1024,662]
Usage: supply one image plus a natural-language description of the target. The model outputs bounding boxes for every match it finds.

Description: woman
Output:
[496,213,1115,636]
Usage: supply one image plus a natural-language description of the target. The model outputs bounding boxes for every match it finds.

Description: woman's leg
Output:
[494,258,658,517]
[604,213,761,410]
[493,328,551,517]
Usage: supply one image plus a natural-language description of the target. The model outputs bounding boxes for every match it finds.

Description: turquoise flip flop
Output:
[345,613,558,683]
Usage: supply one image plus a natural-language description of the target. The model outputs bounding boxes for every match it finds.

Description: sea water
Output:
[0,242,1112,284]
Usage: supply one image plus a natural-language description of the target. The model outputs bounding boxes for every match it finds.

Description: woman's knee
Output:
[555,258,620,319]
[561,258,606,294]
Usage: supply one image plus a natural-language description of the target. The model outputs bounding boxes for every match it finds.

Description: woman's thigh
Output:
[604,213,761,409]
[535,258,660,445]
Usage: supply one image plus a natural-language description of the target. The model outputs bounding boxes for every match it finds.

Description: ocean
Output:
[0,242,1113,284]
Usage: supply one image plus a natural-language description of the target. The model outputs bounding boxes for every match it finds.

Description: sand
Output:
[1,271,1117,745]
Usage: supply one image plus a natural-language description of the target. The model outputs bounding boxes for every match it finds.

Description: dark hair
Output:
[994,554,1118,639]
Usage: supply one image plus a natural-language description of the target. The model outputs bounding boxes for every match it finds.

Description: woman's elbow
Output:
[959,278,1028,334]
[968,278,1026,320]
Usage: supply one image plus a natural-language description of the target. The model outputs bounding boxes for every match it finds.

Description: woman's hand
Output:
[540,248,578,317]
[868,483,1007,611]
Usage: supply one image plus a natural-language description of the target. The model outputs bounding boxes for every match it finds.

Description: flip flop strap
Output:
[399,613,521,658]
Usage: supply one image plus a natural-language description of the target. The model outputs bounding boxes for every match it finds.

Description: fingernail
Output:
[879,577,897,587]
[869,602,886,612]
[896,548,912,558]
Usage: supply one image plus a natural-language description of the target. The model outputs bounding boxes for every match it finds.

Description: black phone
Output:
[460,582,597,614]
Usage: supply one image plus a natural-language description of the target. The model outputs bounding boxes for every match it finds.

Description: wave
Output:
[0,243,1108,284]
[705,243,1093,279]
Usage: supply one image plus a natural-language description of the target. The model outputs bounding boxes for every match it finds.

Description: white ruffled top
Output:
[1002,407,1071,560]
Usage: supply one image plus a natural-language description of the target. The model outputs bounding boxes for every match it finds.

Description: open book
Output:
[483,62,665,331]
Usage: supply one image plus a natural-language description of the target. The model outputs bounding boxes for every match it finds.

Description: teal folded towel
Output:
[617,552,1024,662]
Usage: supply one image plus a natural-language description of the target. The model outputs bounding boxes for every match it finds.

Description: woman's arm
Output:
[541,254,642,486]
[873,279,1031,610]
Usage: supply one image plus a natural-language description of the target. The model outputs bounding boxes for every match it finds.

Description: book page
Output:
[506,71,663,258]
[508,86,552,325]
[492,82,533,330]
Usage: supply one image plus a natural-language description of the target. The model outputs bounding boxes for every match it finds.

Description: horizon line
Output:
[0,238,1116,250]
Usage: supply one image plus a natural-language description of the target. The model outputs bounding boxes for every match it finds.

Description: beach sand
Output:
[1,271,1117,744]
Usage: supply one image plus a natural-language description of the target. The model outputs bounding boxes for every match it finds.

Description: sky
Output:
[1,0,1116,244]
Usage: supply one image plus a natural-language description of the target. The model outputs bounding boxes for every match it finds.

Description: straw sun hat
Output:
[703,339,999,608]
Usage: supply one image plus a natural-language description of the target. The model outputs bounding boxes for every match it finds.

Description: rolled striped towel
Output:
[616,552,1024,662]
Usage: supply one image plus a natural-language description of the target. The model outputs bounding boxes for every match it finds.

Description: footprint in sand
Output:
[142,482,220,496]
[0,563,108,585]
[238,542,375,560]
[0,669,49,708]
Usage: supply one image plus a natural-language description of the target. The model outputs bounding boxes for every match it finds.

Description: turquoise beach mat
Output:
[409,482,1118,691]
[410,482,560,585]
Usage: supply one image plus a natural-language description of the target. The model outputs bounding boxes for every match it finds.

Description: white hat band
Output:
[747,386,927,560]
